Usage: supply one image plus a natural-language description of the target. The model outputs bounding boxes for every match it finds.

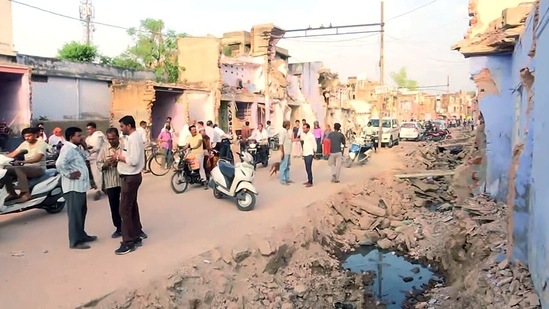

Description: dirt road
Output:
[0,148,405,309]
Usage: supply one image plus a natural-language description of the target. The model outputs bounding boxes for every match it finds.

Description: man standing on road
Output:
[136,121,149,173]
[301,123,316,188]
[56,127,97,250]
[327,123,345,183]
[113,115,147,255]
[97,128,123,238]
[86,122,105,200]
[279,120,292,185]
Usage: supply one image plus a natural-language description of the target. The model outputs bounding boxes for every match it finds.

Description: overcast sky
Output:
[11,0,473,93]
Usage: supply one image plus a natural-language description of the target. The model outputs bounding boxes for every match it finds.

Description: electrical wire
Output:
[9,0,169,36]
[386,0,442,22]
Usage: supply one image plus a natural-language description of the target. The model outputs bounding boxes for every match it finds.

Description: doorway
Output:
[0,67,28,151]
[150,87,183,138]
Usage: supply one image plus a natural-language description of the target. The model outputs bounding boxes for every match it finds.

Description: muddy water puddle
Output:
[342,246,442,308]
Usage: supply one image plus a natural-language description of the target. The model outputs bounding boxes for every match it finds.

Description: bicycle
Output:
[146,143,179,176]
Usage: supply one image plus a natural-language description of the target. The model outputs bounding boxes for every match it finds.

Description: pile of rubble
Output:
[85,129,542,309]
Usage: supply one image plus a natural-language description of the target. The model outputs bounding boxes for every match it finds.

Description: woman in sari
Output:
[322,124,332,160]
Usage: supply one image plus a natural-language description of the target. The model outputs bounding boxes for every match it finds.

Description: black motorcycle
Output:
[269,134,279,151]
[170,149,205,194]
[245,139,269,168]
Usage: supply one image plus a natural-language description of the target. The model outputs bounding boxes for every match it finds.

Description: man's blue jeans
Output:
[280,154,290,183]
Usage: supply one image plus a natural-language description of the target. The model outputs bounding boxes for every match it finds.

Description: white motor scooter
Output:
[209,152,257,211]
[0,153,65,215]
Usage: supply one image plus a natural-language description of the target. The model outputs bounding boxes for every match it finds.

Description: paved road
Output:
[0,149,403,308]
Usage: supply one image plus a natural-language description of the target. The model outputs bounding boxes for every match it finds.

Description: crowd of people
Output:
[0,115,352,255]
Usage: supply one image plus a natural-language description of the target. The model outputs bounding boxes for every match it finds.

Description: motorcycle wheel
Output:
[236,191,256,211]
[213,187,224,199]
[171,172,189,194]
[45,201,65,214]
[446,135,452,139]
[262,159,268,167]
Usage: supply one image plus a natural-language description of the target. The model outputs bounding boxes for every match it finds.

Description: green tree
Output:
[58,41,98,62]
[390,67,418,90]
[114,18,187,83]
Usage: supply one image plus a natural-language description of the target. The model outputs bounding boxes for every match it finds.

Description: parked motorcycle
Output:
[245,139,269,168]
[0,151,65,215]
[170,148,205,194]
[421,128,452,142]
[209,152,257,211]
[269,133,280,151]
[345,136,375,168]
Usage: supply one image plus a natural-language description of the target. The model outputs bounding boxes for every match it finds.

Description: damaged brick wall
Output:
[110,80,155,126]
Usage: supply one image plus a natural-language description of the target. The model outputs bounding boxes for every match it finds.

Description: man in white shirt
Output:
[56,127,96,250]
[136,120,149,145]
[205,120,220,149]
[85,122,105,200]
[250,124,269,142]
[37,122,48,141]
[113,115,147,255]
[301,123,316,188]
[251,123,269,159]
[213,124,225,138]
[136,120,149,172]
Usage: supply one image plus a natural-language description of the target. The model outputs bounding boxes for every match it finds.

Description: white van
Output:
[367,118,400,148]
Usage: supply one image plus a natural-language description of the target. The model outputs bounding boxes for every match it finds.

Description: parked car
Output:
[399,122,424,141]
[368,118,400,148]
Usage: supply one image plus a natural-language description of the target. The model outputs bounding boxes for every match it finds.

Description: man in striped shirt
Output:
[97,127,123,238]
[56,127,97,250]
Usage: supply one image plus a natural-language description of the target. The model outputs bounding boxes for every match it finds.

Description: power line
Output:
[386,0,442,22]
[283,33,379,43]
[284,30,381,39]
[10,0,170,37]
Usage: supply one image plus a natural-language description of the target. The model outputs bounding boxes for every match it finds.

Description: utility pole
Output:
[79,0,95,45]
[377,0,385,149]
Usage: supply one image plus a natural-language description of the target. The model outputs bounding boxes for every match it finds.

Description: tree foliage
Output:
[113,18,187,83]
[58,41,98,62]
[390,67,418,90]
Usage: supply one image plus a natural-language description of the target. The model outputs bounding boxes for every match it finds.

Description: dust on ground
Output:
[83,128,540,309]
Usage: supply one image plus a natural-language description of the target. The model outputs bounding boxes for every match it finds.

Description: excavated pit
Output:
[342,246,442,308]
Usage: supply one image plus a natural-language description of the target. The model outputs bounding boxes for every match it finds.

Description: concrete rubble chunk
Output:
[257,240,274,256]
[293,284,308,297]
[232,248,251,263]
[350,199,387,217]
[358,215,376,230]
[377,238,392,250]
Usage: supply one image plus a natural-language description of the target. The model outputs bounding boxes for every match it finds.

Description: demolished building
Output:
[453,0,549,306]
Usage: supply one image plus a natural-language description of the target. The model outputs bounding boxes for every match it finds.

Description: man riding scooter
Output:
[0,127,49,203]
[249,123,269,165]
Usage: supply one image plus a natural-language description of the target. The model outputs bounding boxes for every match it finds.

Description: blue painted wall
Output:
[469,55,514,200]
[529,3,549,305]
[466,3,549,305]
